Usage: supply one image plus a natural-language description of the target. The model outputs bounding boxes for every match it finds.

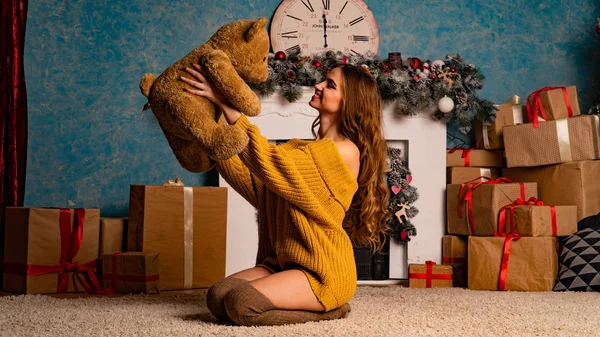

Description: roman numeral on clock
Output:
[349,16,364,26]
[353,35,369,42]
[339,1,348,14]
[321,0,330,10]
[285,45,301,55]
[286,14,302,22]
[301,0,314,12]
[281,31,298,39]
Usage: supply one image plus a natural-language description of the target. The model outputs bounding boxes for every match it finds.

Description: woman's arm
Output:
[180,65,335,223]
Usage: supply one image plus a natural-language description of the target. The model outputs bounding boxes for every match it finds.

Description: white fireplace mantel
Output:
[219,87,447,279]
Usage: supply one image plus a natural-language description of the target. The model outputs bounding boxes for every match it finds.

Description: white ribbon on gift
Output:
[479,168,491,180]
[183,186,194,289]
[485,96,523,149]
[555,119,572,163]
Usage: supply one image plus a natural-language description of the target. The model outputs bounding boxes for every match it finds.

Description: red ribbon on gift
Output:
[493,231,521,291]
[457,177,523,235]
[104,253,160,291]
[3,209,113,294]
[499,198,558,236]
[526,86,573,128]
[448,147,473,167]
[442,257,466,264]
[409,261,452,288]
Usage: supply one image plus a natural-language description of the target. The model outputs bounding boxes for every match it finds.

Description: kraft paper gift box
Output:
[442,235,467,287]
[526,86,581,125]
[101,252,159,294]
[503,161,600,221]
[503,115,600,168]
[3,208,102,294]
[447,180,537,236]
[408,261,452,288]
[468,236,558,291]
[128,185,227,290]
[446,148,503,167]
[446,167,501,184]
[474,98,527,150]
[100,217,128,255]
[500,205,578,237]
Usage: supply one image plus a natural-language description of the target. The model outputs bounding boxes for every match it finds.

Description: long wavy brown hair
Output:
[312,64,391,253]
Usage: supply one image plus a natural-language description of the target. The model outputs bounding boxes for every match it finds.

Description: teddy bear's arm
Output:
[202,50,261,117]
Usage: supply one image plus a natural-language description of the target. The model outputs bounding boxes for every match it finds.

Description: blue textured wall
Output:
[24,0,600,216]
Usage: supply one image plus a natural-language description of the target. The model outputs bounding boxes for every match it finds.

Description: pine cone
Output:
[285,70,297,82]
[456,91,468,105]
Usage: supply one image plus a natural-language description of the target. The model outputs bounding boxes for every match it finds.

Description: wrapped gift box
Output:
[474,102,526,150]
[446,148,503,168]
[503,205,578,237]
[503,161,600,221]
[100,217,128,255]
[128,185,227,290]
[409,262,452,288]
[446,167,501,184]
[503,115,600,168]
[101,252,159,294]
[442,235,467,287]
[447,181,537,236]
[3,208,101,294]
[526,86,580,124]
[468,236,558,291]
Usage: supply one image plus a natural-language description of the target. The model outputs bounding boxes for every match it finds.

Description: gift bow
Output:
[448,147,473,167]
[3,209,113,294]
[457,177,523,235]
[493,232,522,291]
[526,86,573,128]
[499,198,558,236]
[409,261,452,288]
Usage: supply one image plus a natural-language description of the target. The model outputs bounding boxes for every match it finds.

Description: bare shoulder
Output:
[334,140,360,179]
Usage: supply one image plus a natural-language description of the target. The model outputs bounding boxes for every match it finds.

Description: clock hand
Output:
[322,13,328,48]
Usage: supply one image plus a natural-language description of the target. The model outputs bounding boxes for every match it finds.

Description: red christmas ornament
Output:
[385,71,390,75]
[414,75,420,81]
[384,62,390,69]
[410,58,422,70]
[325,68,331,74]
[596,23,600,34]
[314,61,322,68]
[429,74,437,79]
[400,231,409,240]
[342,56,348,64]
[275,51,286,61]
[450,67,456,73]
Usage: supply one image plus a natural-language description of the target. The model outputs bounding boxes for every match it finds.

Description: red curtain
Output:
[0,0,29,278]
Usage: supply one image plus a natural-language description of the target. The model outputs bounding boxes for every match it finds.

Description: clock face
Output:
[270,0,379,57]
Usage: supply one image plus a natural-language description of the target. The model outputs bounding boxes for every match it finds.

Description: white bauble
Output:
[438,96,455,113]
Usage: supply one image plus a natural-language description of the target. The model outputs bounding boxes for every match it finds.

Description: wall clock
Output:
[270,0,380,56]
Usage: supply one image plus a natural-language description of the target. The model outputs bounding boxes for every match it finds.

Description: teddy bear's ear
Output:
[245,17,268,42]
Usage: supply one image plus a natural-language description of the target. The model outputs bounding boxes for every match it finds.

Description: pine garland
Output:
[386,146,418,243]
[249,50,497,134]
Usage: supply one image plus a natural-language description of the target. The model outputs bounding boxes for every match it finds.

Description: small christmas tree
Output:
[385,147,419,242]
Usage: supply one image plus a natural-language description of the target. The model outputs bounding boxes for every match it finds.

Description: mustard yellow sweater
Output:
[216,115,359,311]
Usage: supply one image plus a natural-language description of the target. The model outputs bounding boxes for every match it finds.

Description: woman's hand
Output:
[179,63,242,125]
[180,64,227,107]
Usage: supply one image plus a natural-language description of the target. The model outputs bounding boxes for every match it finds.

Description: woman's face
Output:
[309,68,343,114]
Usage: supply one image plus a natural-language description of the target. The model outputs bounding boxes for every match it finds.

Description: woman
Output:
[180,63,390,326]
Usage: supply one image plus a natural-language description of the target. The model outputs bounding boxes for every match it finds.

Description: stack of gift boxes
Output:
[410,86,600,290]
[1,184,227,295]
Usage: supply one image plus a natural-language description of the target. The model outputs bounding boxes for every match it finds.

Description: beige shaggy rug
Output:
[0,286,599,337]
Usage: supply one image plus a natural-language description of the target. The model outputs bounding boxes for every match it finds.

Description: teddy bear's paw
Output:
[210,125,249,160]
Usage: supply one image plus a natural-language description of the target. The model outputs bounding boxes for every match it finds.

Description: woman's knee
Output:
[206,277,247,321]
[223,282,275,326]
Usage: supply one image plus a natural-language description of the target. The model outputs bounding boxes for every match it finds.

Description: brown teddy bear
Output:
[139,18,269,173]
